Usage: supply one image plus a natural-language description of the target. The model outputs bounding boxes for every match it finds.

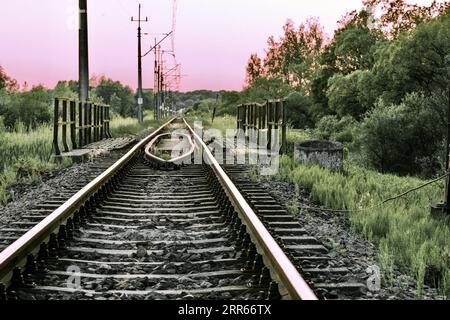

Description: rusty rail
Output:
[184,119,317,300]
[0,118,176,288]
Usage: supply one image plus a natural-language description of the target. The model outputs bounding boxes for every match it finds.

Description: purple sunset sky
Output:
[0,0,440,92]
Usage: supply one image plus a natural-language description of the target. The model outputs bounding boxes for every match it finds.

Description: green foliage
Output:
[327,71,366,119]
[285,91,314,129]
[94,77,136,117]
[246,53,263,87]
[241,77,292,102]
[362,0,450,39]
[314,115,356,143]
[109,111,164,137]
[0,86,51,130]
[359,92,447,176]
[0,66,18,92]
[276,155,450,296]
[0,123,59,204]
[262,18,327,86]
[371,13,450,104]
[216,91,240,117]
[334,27,381,74]
[0,113,160,205]
[52,81,78,100]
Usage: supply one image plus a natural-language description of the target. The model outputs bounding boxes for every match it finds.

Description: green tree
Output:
[363,0,450,38]
[242,77,292,102]
[245,53,263,87]
[52,81,77,99]
[94,77,135,117]
[2,86,51,129]
[359,92,447,176]
[371,13,450,104]
[334,27,381,74]
[285,91,314,129]
[326,70,375,119]
[0,66,18,92]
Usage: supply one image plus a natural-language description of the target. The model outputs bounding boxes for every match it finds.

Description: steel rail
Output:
[0,118,176,287]
[183,119,317,300]
[144,132,196,164]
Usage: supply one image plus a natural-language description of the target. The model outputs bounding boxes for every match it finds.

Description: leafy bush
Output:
[285,91,314,129]
[326,70,378,120]
[314,115,356,143]
[358,92,447,177]
[0,86,51,130]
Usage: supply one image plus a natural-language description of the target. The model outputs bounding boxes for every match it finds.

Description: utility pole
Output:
[79,0,89,102]
[154,39,158,120]
[157,46,163,120]
[131,4,148,123]
[78,0,89,147]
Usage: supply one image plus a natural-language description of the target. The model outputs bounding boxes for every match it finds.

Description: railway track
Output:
[0,151,132,253]
[0,118,364,300]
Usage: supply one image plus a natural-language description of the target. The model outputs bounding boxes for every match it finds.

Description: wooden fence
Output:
[53,98,111,155]
[236,100,287,154]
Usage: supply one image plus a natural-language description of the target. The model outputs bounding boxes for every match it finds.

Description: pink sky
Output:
[0,0,441,92]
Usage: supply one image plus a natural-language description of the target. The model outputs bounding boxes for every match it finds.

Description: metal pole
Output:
[154,39,158,120]
[137,10,143,123]
[79,0,89,124]
[132,4,148,123]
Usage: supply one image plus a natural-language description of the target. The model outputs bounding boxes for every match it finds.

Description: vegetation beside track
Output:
[270,147,450,298]
[198,116,450,298]
[0,112,163,206]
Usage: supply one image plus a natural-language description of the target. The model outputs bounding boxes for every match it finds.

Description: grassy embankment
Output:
[202,117,449,297]
[185,114,236,134]
[0,112,163,205]
[278,130,450,297]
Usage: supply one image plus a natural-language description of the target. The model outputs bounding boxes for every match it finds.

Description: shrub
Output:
[285,91,314,129]
[358,92,447,177]
[314,115,356,143]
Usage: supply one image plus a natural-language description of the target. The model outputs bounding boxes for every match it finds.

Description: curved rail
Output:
[183,119,317,300]
[144,132,196,165]
[0,118,176,287]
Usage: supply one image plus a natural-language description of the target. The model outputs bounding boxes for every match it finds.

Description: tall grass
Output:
[0,122,62,204]
[0,112,163,205]
[186,114,236,135]
[276,155,450,297]
[109,111,164,137]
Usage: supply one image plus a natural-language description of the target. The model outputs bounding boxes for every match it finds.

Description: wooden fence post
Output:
[61,99,69,152]
[88,102,93,144]
[100,105,104,139]
[78,101,84,148]
[267,101,272,150]
[105,105,111,138]
[70,100,77,149]
[53,98,61,156]
[281,101,287,155]
[94,103,99,142]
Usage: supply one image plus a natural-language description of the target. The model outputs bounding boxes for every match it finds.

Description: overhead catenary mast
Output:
[78,0,89,147]
[79,0,89,103]
[131,3,148,123]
